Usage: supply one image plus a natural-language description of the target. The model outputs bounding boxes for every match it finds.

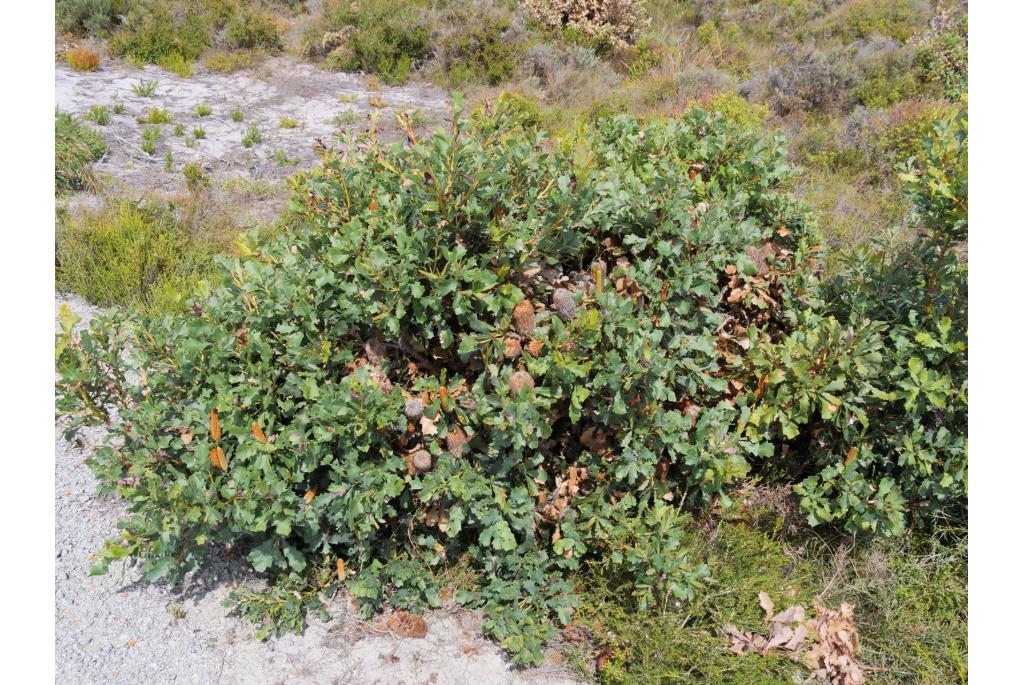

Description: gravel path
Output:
[55,294,582,684]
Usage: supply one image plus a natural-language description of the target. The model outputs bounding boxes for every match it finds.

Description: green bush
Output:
[56,0,123,35]
[57,107,819,664]
[55,110,107,195]
[109,1,212,64]
[471,92,542,133]
[702,92,768,131]
[441,16,520,87]
[321,0,432,85]
[817,0,931,43]
[622,37,666,79]
[743,108,967,535]
[56,201,213,314]
[226,8,283,51]
[916,11,967,101]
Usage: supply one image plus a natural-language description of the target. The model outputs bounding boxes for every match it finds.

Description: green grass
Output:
[278,117,298,129]
[56,200,214,315]
[241,123,262,147]
[141,125,161,155]
[157,51,194,77]
[131,79,158,97]
[84,105,110,126]
[565,505,967,685]
[136,107,173,124]
[816,527,967,684]
[55,110,107,195]
[231,107,243,122]
[193,103,212,117]
[570,517,814,684]
[274,149,299,167]
[192,125,206,139]
[112,102,125,115]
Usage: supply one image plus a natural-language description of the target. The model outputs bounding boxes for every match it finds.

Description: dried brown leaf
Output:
[387,611,428,638]
[209,409,221,442]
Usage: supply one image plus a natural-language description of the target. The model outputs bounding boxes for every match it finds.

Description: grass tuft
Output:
[56,200,214,315]
[131,79,158,97]
[66,47,100,72]
[55,110,107,195]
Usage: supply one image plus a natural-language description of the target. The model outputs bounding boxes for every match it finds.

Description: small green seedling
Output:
[85,105,110,126]
[132,79,158,97]
[241,124,262,147]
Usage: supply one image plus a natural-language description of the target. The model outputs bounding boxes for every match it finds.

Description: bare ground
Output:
[56,54,449,223]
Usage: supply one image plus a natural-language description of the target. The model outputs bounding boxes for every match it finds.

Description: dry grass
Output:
[65,47,100,72]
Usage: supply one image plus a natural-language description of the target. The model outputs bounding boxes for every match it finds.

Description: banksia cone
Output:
[503,336,522,359]
[410,449,432,474]
[404,398,424,421]
[552,288,576,321]
[525,339,544,357]
[744,245,770,276]
[512,301,536,336]
[446,426,468,458]
[509,370,535,397]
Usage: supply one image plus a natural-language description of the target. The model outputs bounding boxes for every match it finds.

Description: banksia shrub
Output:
[66,47,100,71]
[59,104,902,663]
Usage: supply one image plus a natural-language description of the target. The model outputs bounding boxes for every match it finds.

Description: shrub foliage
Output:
[55,110,107,195]
[56,105,967,662]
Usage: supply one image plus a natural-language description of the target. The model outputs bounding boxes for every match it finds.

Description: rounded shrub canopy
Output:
[57,106,834,662]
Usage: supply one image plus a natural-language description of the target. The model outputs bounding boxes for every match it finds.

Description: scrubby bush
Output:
[743,108,967,535]
[700,91,768,131]
[741,45,857,115]
[65,47,101,72]
[815,0,931,43]
[57,0,123,35]
[472,91,543,133]
[525,0,650,50]
[524,42,622,104]
[57,107,820,664]
[915,5,967,101]
[56,200,214,314]
[225,7,283,51]
[55,110,107,195]
[204,49,263,72]
[318,0,432,85]
[440,15,521,87]
[109,2,210,63]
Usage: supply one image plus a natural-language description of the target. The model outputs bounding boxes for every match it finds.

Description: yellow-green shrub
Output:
[56,201,212,314]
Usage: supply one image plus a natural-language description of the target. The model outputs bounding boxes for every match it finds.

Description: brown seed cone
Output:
[404,397,424,421]
[511,301,536,336]
[509,370,535,397]
[552,288,577,321]
[525,339,544,357]
[409,449,433,475]
[744,245,770,276]
[446,426,468,458]
[503,336,522,359]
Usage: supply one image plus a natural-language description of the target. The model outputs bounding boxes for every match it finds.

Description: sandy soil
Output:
[56,55,449,196]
